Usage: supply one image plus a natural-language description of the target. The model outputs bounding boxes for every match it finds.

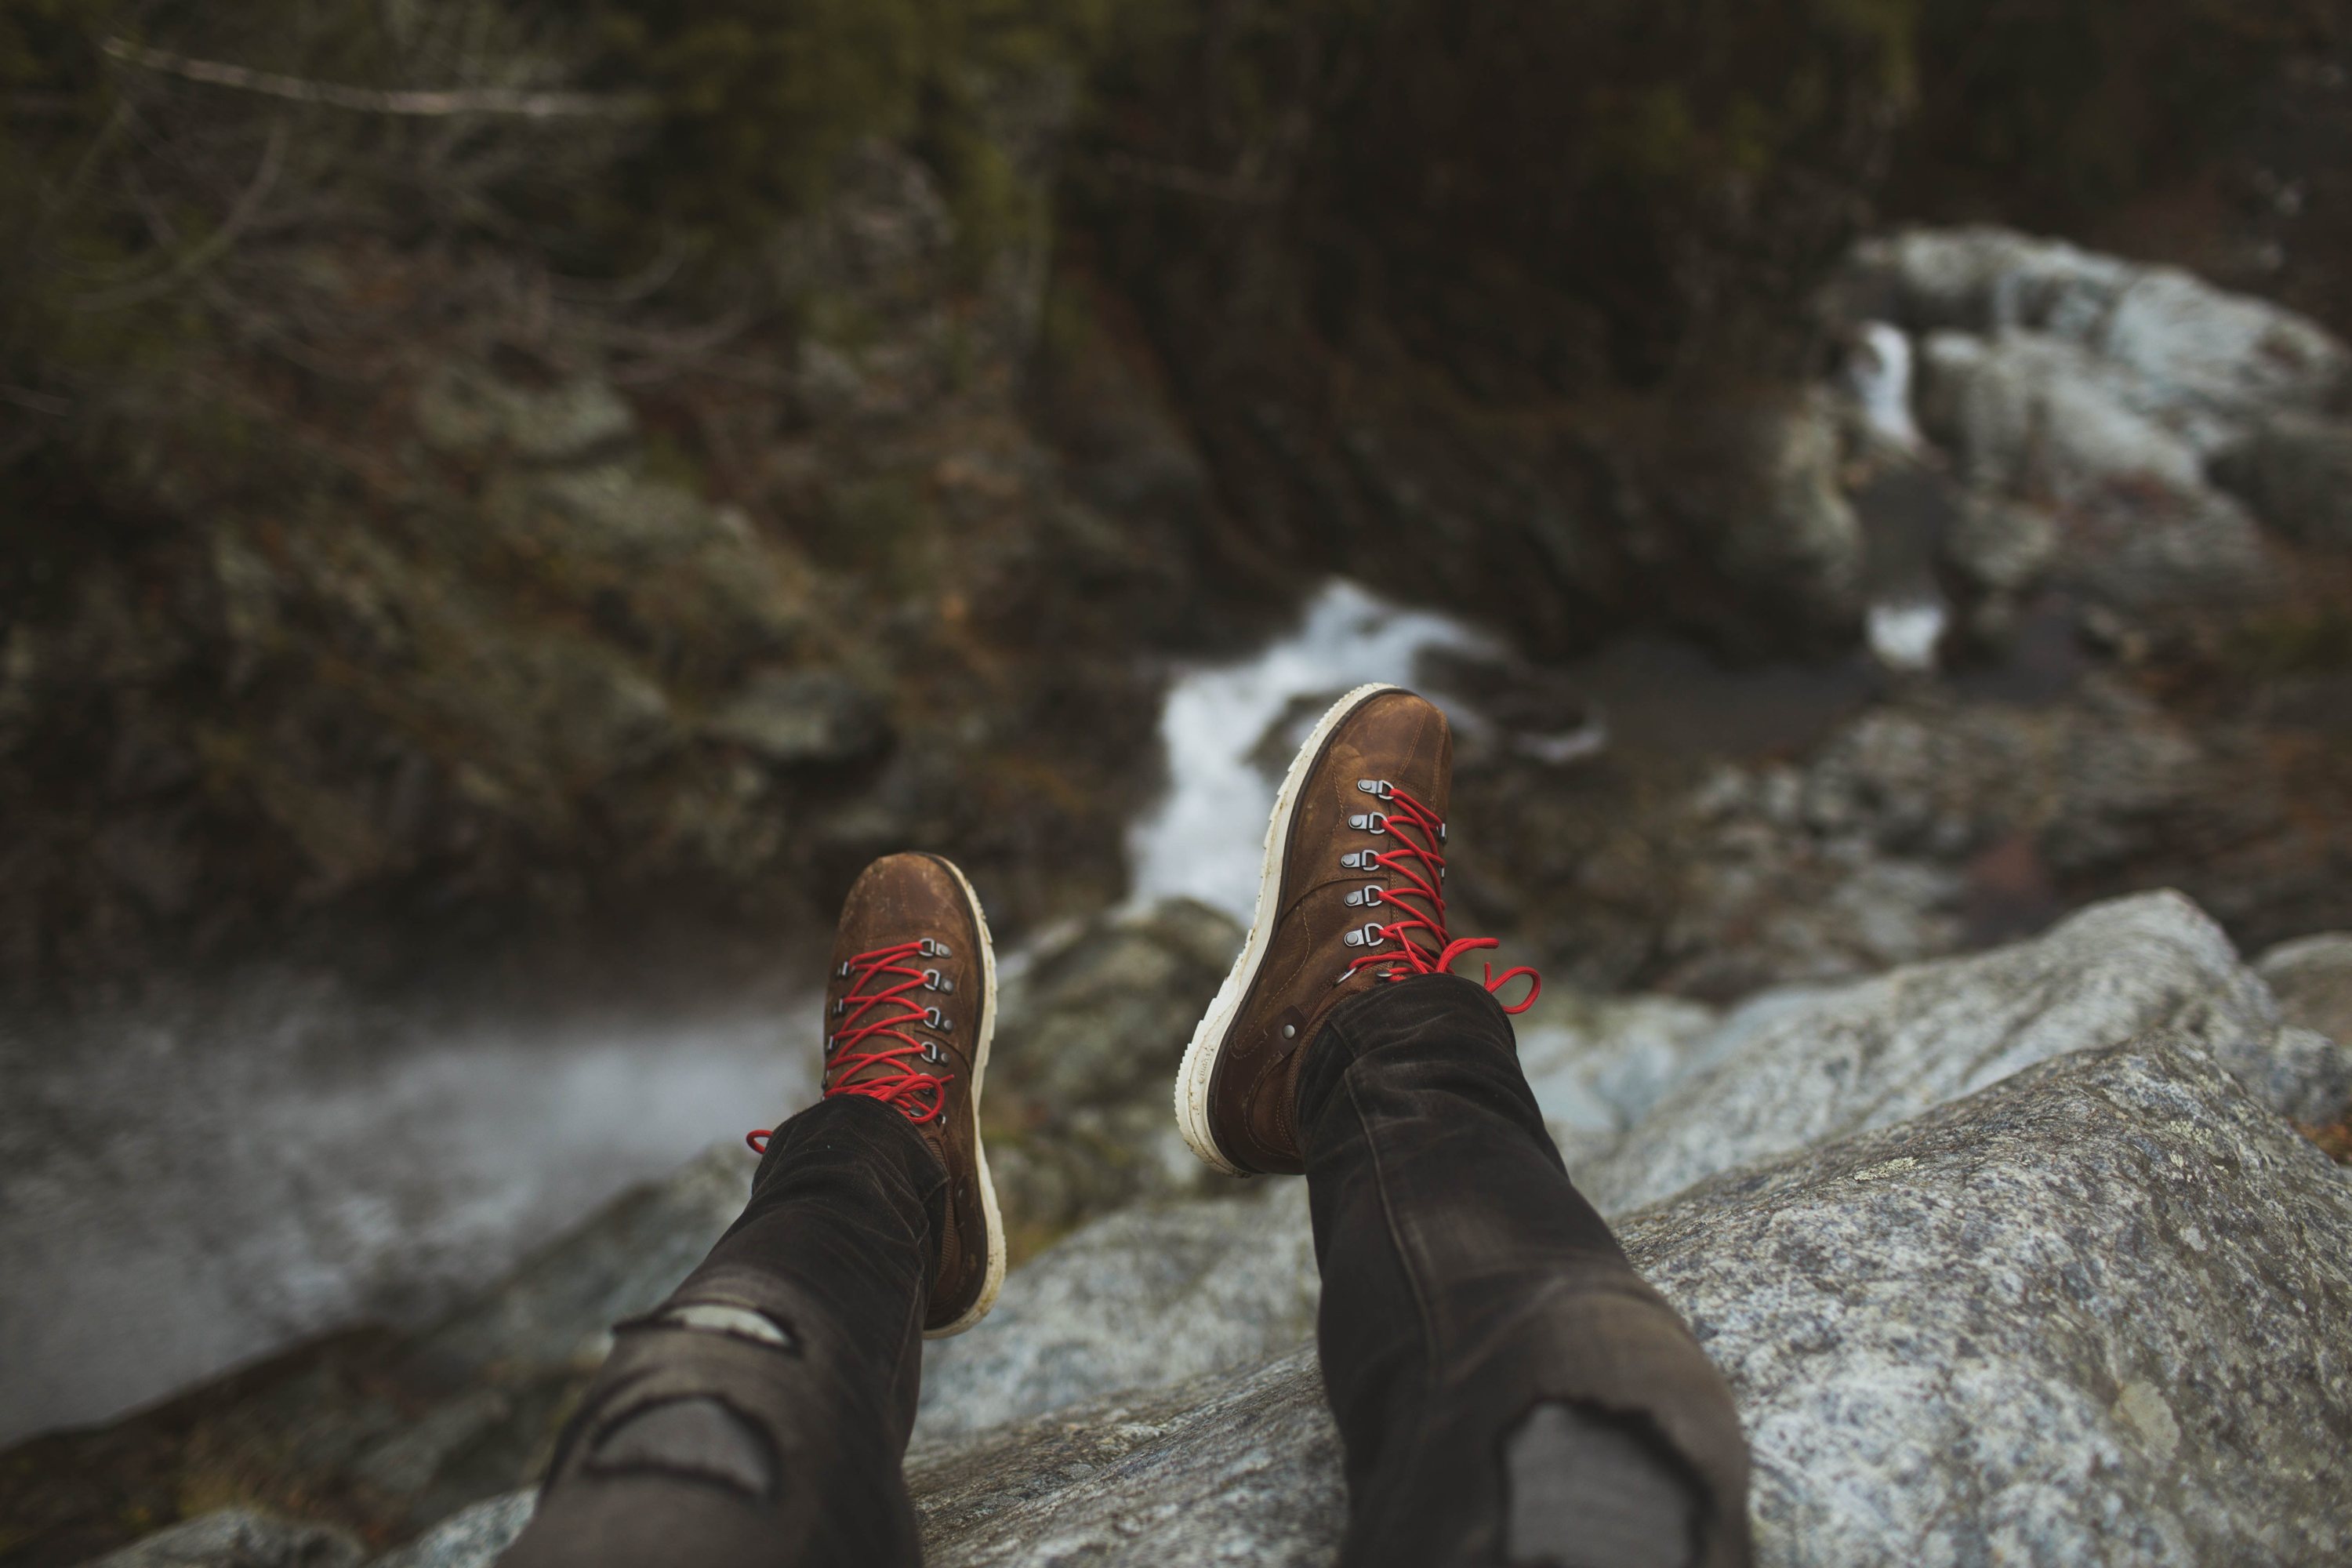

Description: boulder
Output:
[977,899,1246,1248]
[1855,227,2349,448]
[1632,1034,2352,1566]
[1941,493,2059,596]
[1628,689,2214,999]
[1915,330,2206,499]
[910,1348,1343,1568]
[1513,985,1722,1167]
[1850,229,2352,622]
[912,1179,1315,1444]
[2256,931,2352,1047]
[1715,389,1868,635]
[1911,330,2278,612]
[2253,934,2352,1130]
[702,668,890,768]
[1848,228,2137,342]
[1574,891,2295,1214]
[359,1033,2352,1568]
[416,1142,749,1375]
[361,1494,535,1568]
[2210,413,2352,551]
[919,1033,2352,1566]
[75,1510,363,1568]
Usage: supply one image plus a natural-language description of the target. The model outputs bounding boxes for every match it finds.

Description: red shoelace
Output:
[746,939,954,1155]
[1345,786,1540,1013]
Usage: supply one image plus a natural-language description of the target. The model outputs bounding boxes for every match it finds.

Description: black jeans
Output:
[499,975,1751,1568]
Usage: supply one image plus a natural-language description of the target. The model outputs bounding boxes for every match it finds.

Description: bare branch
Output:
[74,118,290,312]
[102,37,652,120]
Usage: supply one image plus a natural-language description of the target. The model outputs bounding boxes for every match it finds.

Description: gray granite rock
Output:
[2256,931,2352,1047]
[2254,934,2352,1126]
[1912,329,2281,610]
[418,1141,746,1374]
[703,667,890,766]
[2211,413,2352,551]
[1634,1033,2352,1566]
[908,1033,2352,1568]
[1573,891,2287,1214]
[1514,985,1723,1167]
[1850,227,2352,624]
[913,1178,1315,1444]
[2251,1027,2352,1128]
[362,1492,534,1568]
[1719,387,1867,633]
[332,1026,2352,1568]
[910,1348,1344,1568]
[979,898,1245,1244]
[78,1510,363,1568]
[1916,329,2207,499]
[1856,227,2348,450]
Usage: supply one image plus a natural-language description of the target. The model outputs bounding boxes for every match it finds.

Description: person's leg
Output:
[1301,973,1751,1568]
[497,1094,937,1568]
[1173,684,1751,1565]
[501,850,1007,1568]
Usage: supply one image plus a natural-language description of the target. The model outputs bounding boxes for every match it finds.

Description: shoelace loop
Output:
[746,939,954,1153]
[1346,787,1541,1014]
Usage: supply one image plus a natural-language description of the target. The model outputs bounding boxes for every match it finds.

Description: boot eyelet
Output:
[1355,779,1394,800]
[919,938,953,958]
[924,968,948,992]
[1348,812,1389,834]
[831,998,846,1017]
[921,1040,946,1065]
[1344,884,1388,908]
[836,962,851,978]
[924,1006,953,1031]
[1342,924,1388,948]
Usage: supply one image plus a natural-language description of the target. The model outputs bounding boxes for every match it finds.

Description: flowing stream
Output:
[0,979,811,1446]
[1127,580,1494,921]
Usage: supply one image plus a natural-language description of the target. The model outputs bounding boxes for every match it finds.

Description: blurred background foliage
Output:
[0,0,2346,986]
[4,0,2339,441]
[1892,0,2341,223]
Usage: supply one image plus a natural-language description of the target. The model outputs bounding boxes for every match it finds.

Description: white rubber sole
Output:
[1174,682,1405,1176]
[924,855,1006,1338]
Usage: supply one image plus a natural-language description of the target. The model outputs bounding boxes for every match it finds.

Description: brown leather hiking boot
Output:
[1174,684,1539,1175]
[750,852,1005,1336]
